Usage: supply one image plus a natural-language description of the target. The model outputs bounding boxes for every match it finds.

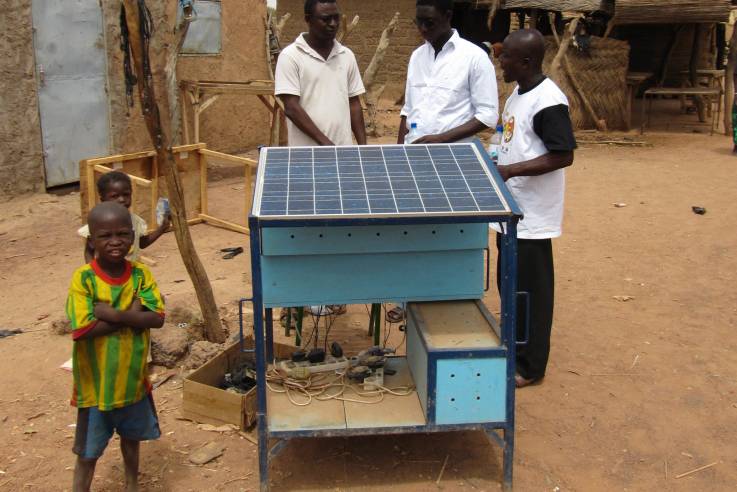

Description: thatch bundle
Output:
[500,0,610,11]
[495,36,630,130]
[613,0,732,24]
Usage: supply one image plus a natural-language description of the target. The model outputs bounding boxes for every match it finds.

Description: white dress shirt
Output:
[401,30,499,140]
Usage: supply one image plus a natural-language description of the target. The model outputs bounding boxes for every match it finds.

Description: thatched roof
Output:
[499,0,610,11]
[613,0,732,24]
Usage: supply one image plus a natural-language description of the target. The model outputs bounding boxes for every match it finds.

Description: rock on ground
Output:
[151,324,190,368]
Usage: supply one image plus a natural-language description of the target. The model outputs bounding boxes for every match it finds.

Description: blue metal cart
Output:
[243,141,522,491]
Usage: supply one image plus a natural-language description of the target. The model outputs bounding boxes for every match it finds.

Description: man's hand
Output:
[496,165,512,182]
[94,303,120,324]
[413,133,447,144]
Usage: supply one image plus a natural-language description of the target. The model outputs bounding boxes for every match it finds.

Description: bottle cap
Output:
[410,122,418,129]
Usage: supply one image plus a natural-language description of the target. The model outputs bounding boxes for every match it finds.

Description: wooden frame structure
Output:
[180,79,284,147]
[80,143,257,235]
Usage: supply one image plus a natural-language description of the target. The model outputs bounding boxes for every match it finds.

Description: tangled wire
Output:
[265,367,415,407]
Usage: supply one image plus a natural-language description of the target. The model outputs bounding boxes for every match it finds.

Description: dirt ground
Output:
[1,104,737,491]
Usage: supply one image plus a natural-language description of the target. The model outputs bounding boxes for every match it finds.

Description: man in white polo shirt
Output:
[397,0,498,145]
[275,0,366,146]
[275,0,365,320]
[493,29,577,388]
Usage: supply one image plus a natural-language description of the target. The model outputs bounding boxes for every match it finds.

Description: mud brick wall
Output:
[278,0,422,100]
[0,0,46,199]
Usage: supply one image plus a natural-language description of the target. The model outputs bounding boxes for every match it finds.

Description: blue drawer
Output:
[406,300,508,425]
[259,223,489,308]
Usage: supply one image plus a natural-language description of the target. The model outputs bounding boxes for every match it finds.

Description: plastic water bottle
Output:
[405,122,419,144]
[488,124,504,164]
[156,197,170,226]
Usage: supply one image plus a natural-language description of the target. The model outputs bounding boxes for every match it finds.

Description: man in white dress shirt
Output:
[397,0,499,144]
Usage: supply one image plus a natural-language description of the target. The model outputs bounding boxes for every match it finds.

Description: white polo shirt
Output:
[275,34,365,146]
[492,78,574,240]
[401,30,499,140]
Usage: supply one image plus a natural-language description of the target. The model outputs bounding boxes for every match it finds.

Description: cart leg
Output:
[295,307,304,346]
[265,308,274,362]
[503,426,514,491]
[284,307,292,337]
[258,415,269,492]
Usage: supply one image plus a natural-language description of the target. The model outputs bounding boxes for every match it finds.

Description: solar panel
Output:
[252,143,511,219]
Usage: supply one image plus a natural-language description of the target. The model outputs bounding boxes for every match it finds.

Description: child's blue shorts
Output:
[73,394,161,459]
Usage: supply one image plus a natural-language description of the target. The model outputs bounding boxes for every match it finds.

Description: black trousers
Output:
[496,234,555,381]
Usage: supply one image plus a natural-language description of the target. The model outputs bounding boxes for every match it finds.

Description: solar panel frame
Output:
[252,143,513,220]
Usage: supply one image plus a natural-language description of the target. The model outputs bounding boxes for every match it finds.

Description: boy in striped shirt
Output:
[66,201,165,492]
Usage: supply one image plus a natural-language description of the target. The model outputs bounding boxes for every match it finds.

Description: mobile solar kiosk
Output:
[244,141,523,491]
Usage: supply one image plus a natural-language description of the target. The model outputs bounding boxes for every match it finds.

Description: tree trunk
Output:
[122,0,225,343]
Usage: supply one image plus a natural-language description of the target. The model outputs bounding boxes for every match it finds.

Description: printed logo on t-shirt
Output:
[503,116,515,143]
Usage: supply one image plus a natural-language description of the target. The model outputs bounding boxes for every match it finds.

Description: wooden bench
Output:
[640,87,722,135]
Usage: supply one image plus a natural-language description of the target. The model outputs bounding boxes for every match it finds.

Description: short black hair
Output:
[88,201,132,237]
[304,0,337,15]
[97,171,132,197]
[416,0,454,13]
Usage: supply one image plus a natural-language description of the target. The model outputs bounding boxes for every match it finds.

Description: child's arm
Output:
[94,301,165,331]
[74,301,164,341]
[139,213,170,250]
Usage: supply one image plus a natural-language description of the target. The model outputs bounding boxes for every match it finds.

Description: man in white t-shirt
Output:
[275,0,366,146]
[493,29,577,388]
[397,0,498,145]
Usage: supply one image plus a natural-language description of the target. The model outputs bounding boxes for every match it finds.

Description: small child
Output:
[79,171,170,263]
[66,202,166,491]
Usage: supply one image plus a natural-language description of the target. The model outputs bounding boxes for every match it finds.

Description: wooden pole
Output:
[337,15,359,43]
[551,18,608,132]
[364,12,400,137]
[724,23,737,136]
[659,25,685,87]
[122,0,225,343]
[690,24,707,122]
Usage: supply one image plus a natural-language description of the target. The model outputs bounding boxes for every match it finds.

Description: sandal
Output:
[221,246,243,260]
[385,306,405,323]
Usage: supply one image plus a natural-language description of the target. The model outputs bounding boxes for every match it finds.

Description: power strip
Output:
[279,356,350,376]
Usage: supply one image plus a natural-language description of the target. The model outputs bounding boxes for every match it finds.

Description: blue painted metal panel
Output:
[435,358,507,425]
[261,223,487,256]
[406,322,429,417]
[261,250,484,307]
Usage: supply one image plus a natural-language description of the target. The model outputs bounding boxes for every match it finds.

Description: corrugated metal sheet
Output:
[181,0,222,55]
[32,0,110,187]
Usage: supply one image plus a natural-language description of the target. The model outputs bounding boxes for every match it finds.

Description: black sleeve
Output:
[532,104,577,152]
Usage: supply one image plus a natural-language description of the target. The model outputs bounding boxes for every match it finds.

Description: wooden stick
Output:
[222,473,253,486]
[199,214,248,235]
[200,153,208,216]
[724,25,737,136]
[487,0,500,30]
[122,0,225,343]
[690,24,707,122]
[275,13,291,40]
[436,454,450,484]
[338,15,359,43]
[675,461,718,479]
[551,18,607,132]
[364,12,400,137]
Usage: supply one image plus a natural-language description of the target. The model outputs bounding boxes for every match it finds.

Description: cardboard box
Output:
[182,339,294,430]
